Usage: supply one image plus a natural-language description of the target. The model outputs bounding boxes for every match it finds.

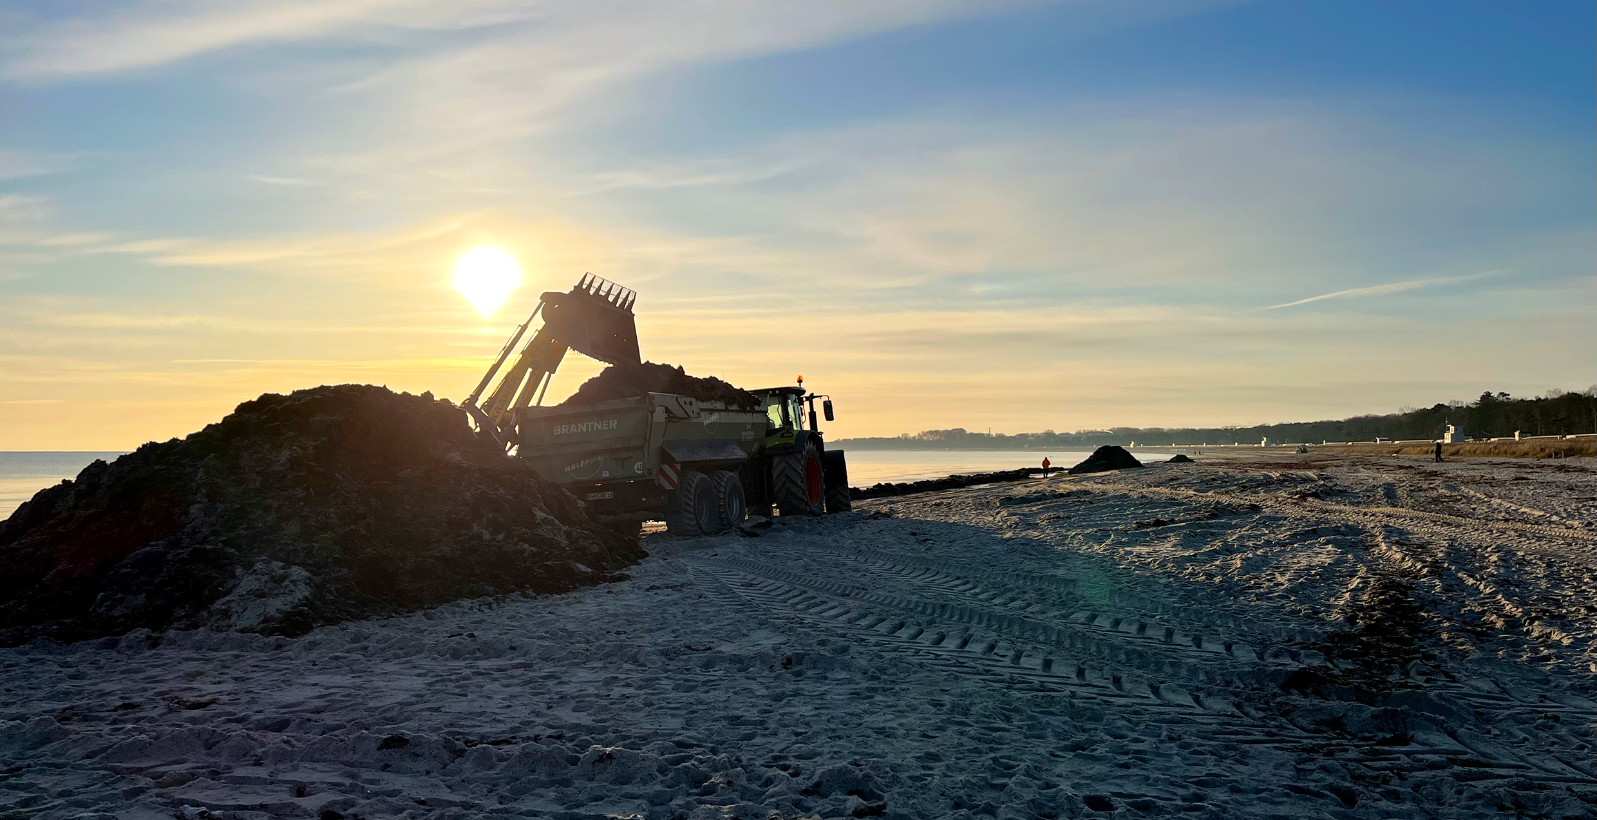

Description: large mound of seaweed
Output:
[556,362,759,410]
[0,385,644,646]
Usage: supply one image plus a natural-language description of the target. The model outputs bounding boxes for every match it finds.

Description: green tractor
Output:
[468,274,850,537]
[742,380,852,520]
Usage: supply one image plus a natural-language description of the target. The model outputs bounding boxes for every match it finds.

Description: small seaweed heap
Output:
[1068,445,1144,474]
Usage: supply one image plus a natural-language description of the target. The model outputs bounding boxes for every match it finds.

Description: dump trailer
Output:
[516,382,851,537]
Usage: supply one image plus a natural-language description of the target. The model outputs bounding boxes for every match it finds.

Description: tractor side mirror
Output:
[823,400,834,422]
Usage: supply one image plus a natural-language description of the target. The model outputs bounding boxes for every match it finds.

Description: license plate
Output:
[585,491,615,501]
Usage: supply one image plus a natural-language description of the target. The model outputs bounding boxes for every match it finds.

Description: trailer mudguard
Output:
[662,439,749,469]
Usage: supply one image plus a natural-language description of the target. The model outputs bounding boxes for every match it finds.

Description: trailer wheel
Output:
[772,441,825,517]
[708,470,747,531]
[666,471,719,536]
[822,450,851,513]
[738,459,771,518]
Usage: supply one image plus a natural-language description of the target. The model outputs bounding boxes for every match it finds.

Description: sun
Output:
[453,246,522,316]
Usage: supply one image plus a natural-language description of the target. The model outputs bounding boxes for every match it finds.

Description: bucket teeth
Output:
[575,272,636,312]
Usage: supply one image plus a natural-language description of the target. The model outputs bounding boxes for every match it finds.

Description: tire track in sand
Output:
[688,537,1596,789]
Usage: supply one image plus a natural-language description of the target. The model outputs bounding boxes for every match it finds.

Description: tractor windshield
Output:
[763,393,806,431]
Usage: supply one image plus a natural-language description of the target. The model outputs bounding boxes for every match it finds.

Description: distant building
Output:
[1260,436,1271,447]
[1444,423,1467,444]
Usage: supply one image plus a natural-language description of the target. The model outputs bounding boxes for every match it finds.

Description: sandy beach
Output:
[2,450,1593,819]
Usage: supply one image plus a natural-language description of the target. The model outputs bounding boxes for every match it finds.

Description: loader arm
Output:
[464,273,639,450]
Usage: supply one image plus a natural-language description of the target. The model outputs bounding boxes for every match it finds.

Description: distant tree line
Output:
[835,387,1597,450]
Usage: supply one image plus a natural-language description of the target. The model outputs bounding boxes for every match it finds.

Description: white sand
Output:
[2,452,1593,818]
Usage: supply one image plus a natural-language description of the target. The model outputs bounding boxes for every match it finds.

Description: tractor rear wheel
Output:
[822,450,852,513]
[708,470,747,531]
[666,471,720,536]
[772,441,825,517]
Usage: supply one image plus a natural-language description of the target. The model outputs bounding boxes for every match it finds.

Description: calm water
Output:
[0,452,126,519]
[839,448,1174,486]
[0,448,1179,519]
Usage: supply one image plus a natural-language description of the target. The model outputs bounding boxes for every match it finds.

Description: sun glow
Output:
[453,246,522,316]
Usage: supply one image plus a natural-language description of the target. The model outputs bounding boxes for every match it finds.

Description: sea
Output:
[0,448,1178,519]
[841,448,1173,486]
[0,452,127,519]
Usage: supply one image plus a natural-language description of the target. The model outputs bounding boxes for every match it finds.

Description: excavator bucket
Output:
[541,276,640,366]
[463,273,641,450]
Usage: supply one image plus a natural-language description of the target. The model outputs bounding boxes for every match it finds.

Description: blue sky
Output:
[0,0,1592,448]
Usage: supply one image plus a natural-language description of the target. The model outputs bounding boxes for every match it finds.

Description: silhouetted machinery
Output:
[462,274,640,450]
[466,273,850,535]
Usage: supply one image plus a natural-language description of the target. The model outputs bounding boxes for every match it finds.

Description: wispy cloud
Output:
[526,109,1570,304]
[0,149,81,180]
[1,0,1036,82]
[247,174,320,187]
[1265,271,1500,310]
[570,158,808,196]
[2,0,429,80]
[0,194,49,222]
[1,215,477,278]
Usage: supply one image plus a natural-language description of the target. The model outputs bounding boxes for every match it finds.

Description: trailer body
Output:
[516,385,850,535]
[516,393,767,520]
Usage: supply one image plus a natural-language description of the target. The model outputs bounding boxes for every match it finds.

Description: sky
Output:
[0,0,1593,449]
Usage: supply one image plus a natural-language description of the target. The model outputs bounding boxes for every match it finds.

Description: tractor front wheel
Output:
[822,450,852,513]
[772,441,825,517]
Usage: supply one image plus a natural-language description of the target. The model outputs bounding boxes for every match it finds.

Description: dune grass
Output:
[1331,439,1594,459]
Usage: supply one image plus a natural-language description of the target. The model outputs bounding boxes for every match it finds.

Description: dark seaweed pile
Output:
[1068,445,1144,474]
[0,385,644,646]
[556,362,759,410]
[850,468,1047,500]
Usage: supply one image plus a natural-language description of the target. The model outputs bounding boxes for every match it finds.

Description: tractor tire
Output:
[665,471,720,536]
[772,440,825,517]
[822,450,852,513]
[708,470,747,531]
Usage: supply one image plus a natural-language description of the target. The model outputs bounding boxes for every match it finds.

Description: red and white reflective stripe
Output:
[658,462,680,489]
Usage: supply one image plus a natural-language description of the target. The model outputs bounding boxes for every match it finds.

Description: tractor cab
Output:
[754,380,836,450]
[747,378,848,517]
[758,386,806,432]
